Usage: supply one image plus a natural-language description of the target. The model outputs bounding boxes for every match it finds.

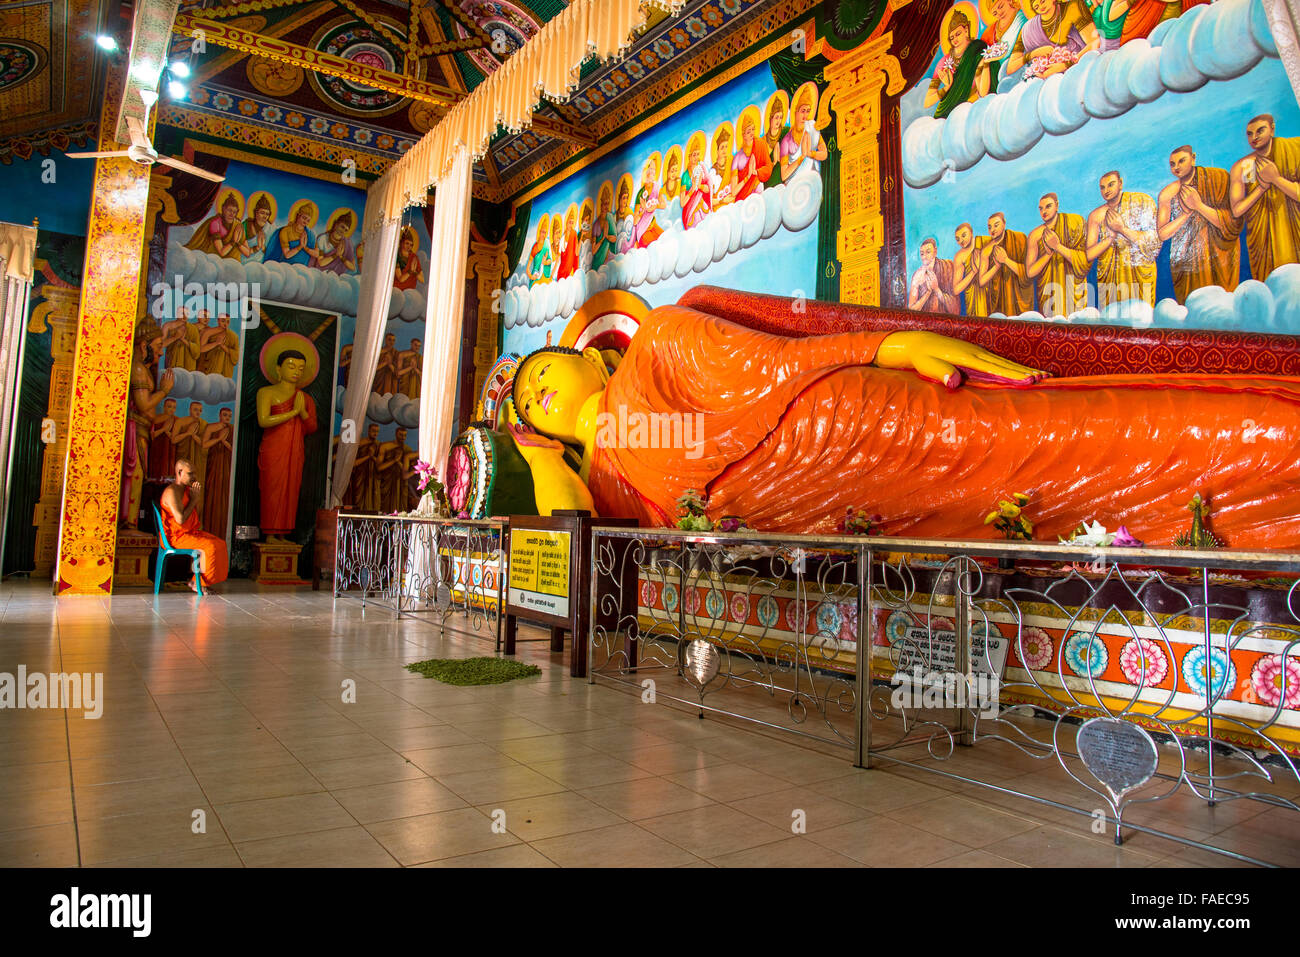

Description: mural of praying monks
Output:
[763,92,790,189]
[979,212,1035,315]
[172,401,208,482]
[393,225,424,290]
[150,398,178,479]
[398,337,422,399]
[526,214,553,285]
[373,332,400,395]
[712,122,736,207]
[555,205,581,280]
[781,82,828,181]
[162,308,202,372]
[242,192,276,262]
[683,131,714,229]
[314,209,359,274]
[186,189,249,259]
[201,407,233,535]
[732,105,772,201]
[591,184,617,269]
[633,154,665,249]
[377,427,417,513]
[198,313,240,377]
[345,423,382,511]
[265,199,319,266]
[615,174,636,253]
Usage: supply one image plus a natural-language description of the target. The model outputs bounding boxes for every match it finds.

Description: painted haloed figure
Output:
[256,350,317,543]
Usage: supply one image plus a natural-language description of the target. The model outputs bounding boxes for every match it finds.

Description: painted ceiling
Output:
[0,0,109,163]
[1,0,816,200]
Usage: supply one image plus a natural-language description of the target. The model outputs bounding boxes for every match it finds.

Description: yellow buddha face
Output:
[279,356,306,385]
[516,349,606,443]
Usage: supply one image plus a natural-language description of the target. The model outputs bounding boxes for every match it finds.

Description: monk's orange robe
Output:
[259,393,317,534]
[587,305,1300,549]
[162,489,228,587]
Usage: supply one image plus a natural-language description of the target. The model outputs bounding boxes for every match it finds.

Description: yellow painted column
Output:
[53,72,154,595]
[822,33,905,306]
[468,238,509,401]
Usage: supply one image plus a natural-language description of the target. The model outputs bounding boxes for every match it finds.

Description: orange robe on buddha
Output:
[259,393,318,535]
[161,489,229,587]
[587,305,1300,549]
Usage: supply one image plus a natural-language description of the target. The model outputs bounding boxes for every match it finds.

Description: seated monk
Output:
[509,304,1300,549]
[159,459,229,591]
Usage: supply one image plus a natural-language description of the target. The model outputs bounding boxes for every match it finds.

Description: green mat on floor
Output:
[404,656,541,686]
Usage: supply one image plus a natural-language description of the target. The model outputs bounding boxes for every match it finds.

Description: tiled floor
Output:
[2,580,1298,868]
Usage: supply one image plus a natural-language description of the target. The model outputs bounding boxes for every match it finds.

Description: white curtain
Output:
[0,258,35,561]
[329,197,401,509]
[417,147,474,499]
[1265,0,1300,103]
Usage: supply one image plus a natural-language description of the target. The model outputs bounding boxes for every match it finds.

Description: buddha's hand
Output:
[876,331,1048,390]
[508,425,596,516]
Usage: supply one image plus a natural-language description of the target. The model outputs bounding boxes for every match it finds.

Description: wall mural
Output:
[500,60,827,357]
[1,229,85,577]
[154,159,430,573]
[900,0,1300,332]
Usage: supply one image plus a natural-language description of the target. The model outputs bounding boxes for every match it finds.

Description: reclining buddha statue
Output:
[506,288,1300,549]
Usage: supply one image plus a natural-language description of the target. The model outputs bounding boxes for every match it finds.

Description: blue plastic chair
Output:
[152,502,204,597]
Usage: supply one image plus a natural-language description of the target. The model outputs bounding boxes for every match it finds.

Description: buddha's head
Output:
[278,350,307,385]
[513,345,609,444]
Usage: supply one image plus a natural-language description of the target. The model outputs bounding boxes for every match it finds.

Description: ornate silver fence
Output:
[588,527,1300,866]
[334,513,506,649]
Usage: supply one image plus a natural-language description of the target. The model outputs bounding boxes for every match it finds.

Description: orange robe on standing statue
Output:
[578,306,1300,548]
[161,489,229,587]
[258,393,318,535]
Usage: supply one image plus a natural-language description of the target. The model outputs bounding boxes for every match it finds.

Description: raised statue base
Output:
[251,541,309,586]
[114,530,157,588]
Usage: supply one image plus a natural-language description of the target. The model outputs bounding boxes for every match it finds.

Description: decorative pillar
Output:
[822,33,905,306]
[27,286,81,577]
[53,73,154,595]
[467,238,509,402]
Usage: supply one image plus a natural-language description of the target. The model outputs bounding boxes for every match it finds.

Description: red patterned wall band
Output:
[677,286,1300,379]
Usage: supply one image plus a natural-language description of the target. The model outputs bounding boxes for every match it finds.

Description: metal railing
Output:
[588,526,1300,866]
[334,513,506,650]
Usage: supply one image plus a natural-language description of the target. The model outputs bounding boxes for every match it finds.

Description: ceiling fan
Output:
[68,91,225,183]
